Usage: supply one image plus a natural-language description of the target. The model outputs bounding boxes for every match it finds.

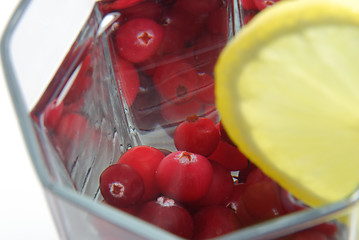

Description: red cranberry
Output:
[160,9,206,43]
[243,11,258,25]
[100,164,145,208]
[54,113,89,141]
[190,161,234,208]
[254,0,280,10]
[130,75,162,131]
[242,0,258,10]
[43,98,63,131]
[193,32,227,74]
[193,205,241,240]
[243,180,285,222]
[218,121,236,146]
[137,196,194,239]
[205,5,229,36]
[195,73,215,105]
[208,140,248,171]
[153,58,198,104]
[155,151,213,202]
[99,0,146,12]
[114,57,140,107]
[291,230,328,240]
[160,99,203,125]
[115,18,164,63]
[173,0,220,15]
[121,1,162,21]
[311,222,338,238]
[226,183,257,227]
[174,115,220,157]
[117,146,165,201]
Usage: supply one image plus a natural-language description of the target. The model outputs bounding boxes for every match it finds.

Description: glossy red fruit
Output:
[243,180,285,222]
[193,205,241,240]
[245,167,272,185]
[43,98,63,131]
[218,121,236,146]
[291,230,328,240]
[243,11,258,25]
[55,113,89,141]
[190,161,234,208]
[100,0,145,11]
[226,183,257,227]
[121,1,162,21]
[254,0,280,10]
[130,74,162,131]
[100,164,145,208]
[241,0,257,10]
[117,146,165,201]
[115,18,164,63]
[153,58,198,104]
[173,0,220,15]
[174,115,220,157]
[160,9,206,43]
[195,73,215,105]
[114,57,140,106]
[160,99,202,125]
[137,196,194,239]
[156,151,213,202]
[205,5,229,36]
[193,32,227,74]
[209,140,248,171]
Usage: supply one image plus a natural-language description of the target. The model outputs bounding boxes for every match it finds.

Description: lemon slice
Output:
[215,0,359,207]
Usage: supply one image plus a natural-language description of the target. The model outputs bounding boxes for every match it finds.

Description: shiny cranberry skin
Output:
[43,98,63,131]
[195,73,215,105]
[153,58,198,104]
[209,140,248,171]
[122,1,162,21]
[245,167,272,184]
[226,183,257,227]
[242,0,257,10]
[193,205,241,240]
[291,230,328,240]
[100,164,145,208]
[174,115,220,157]
[156,151,213,203]
[115,18,164,63]
[160,99,202,125]
[137,196,194,239]
[55,113,89,141]
[218,121,236,146]
[160,9,206,43]
[243,180,285,222]
[117,146,165,201]
[254,0,280,10]
[114,57,140,106]
[205,4,229,36]
[190,161,234,208]
[173,0,220,15]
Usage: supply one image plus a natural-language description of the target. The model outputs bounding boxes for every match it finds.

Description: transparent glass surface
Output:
[1,1,359,240]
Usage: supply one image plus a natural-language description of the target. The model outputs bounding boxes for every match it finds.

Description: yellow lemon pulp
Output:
[215,0,359,207]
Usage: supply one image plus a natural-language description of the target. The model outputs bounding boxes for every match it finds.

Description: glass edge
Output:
[2,1,358,240]
[0,0,56,188]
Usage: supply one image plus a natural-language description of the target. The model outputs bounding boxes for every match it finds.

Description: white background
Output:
[0,1,60,239]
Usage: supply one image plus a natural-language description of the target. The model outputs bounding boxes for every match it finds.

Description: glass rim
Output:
[1,1,358,240]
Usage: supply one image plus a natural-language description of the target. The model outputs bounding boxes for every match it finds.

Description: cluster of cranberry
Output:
[99,116,338,240]
[100,0,231,132]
